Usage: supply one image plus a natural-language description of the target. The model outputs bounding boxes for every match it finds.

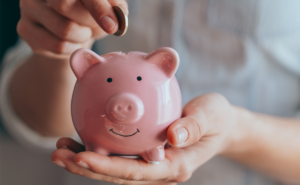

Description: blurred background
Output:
[0,1,66,185]
[0,0,20,135]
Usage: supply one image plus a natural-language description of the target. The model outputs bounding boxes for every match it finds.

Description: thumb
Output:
[167,113,209,148]
[81,0,128,34]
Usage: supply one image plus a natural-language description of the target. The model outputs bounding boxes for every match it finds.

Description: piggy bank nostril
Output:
[115,105,123,112]
[125,105,133,112]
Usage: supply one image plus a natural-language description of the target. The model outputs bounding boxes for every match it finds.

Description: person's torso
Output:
[85,0,300,184]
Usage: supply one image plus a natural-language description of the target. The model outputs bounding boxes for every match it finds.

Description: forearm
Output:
[9,52,76,137]
[225,107,300,183]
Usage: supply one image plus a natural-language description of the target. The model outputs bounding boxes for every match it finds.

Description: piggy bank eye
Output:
[107,78,113,83]
[137,76,142,81]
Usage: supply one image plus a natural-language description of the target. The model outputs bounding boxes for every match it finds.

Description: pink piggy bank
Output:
[70,47,182,164]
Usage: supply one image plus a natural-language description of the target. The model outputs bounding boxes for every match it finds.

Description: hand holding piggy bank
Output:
[70,47,182,164]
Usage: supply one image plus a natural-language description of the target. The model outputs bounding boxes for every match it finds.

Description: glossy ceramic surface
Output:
[70,47,182,164]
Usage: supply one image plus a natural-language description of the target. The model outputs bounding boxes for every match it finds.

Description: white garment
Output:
[1,0,300,184]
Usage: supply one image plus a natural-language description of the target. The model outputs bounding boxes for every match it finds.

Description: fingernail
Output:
[60,146,68,149]
[101,16,116,32]
[52,161,66,168]
[176,127,188,145]
[76,161,90,169]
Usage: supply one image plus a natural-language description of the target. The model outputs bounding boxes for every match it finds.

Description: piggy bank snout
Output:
[106,93,144,124]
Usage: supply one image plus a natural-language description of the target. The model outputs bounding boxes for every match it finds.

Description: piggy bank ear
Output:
[145,47,180,78]
[70,49,105,80]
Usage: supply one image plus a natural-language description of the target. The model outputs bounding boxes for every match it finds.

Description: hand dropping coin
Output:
[113,5,128,36]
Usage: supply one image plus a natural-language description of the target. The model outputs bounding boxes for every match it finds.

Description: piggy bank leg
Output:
[85,143,110,156]
[141,146,165,164]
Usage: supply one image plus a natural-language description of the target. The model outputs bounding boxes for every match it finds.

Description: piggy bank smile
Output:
[109,128,140,137]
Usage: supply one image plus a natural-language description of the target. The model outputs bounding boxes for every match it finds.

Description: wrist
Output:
[220,106,258,157]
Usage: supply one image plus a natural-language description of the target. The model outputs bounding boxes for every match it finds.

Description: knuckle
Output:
[122,181,136,185]
[17,20,27,37]
[109,177,124,185]
[124,171,143,181]
[193,93,229,116]
[177,163,192,178]
[58,21,75,39]
[205,93,228,106]
[50,151,59,161]
[174,174,192,183]
[93,1,104,12]
[188,116,202,141]
[189,116,200,128]
[67,166,84,176]
[56,0,70,13]
[171,163,192,183]
[53,41,66,54]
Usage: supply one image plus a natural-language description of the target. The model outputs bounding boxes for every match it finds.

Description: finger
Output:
[17,17,81,54]
[91,25,108,39]
[165,138,222,182]
[82,38,96,49]
[73,151,174,181]
[56,137,85,153]
[168,93,232,148]
[167,95,224,148]
[108,0,129,15]
[51,149,126,183]
[167,114,209,148]
[51,149,175,184]
[24,0,92,43]
[46,0,98,28]
[81,0,128,34]
[38,6,92,43]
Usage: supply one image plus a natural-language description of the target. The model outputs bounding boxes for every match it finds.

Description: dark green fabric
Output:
[0,0,20,134]
[0,0,20,61]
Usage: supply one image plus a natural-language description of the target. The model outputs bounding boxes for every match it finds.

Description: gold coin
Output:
[113,5,128,36]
